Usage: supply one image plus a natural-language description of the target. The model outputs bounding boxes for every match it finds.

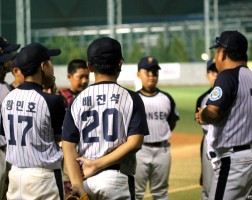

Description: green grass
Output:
[159,85,209,135]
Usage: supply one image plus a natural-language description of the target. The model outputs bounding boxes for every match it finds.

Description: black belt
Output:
[233,144,250,152]
[104,164,120,171]
[143,141,168,148]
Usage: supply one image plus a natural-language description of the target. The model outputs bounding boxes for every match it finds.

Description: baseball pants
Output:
[135,144,171,200]
[7,166,64,200]
[201,135,214,200]
[208,149,252,200]
[83,169,131,200]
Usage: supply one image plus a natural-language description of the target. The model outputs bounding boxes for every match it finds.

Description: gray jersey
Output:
[138,89,179,143]
[1,82,65,168]
[62,81,149,175]
[0,82,10,147]
[207,66,252,148]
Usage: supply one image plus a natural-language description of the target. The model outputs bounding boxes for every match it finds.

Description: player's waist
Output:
[210,143,252,159]
[143,140,170,148]
[11,165,61,173]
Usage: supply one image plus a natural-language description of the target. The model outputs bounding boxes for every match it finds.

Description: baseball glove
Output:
[66,193,89,200]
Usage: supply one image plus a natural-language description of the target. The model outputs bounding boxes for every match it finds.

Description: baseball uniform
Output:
[207,66,252,199]
[62,81,149,199]
[135,89,179,200]
[196,88,214,200]
[1,81,65,200]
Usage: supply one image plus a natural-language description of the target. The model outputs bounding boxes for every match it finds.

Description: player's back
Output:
[68,81,139,159]
[1,82,64,169]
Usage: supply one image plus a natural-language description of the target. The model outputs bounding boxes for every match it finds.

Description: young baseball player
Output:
[57,59,90,197]
[58,59,90,108]
[134,56,180,200]
[62,37,149,199]
[0,37,20,200]
[0,42,66,200]
[196,30,252,199]
[195,58,218,200]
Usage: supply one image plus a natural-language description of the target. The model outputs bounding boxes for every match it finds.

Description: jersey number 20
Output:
[82,108,118,143]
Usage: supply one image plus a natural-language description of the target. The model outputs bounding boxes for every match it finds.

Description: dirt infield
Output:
[170,132,202,159]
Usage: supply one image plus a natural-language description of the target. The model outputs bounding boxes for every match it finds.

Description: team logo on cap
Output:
[210,86,222,101]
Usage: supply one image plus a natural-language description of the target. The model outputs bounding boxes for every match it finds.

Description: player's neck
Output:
[94,73,117,83]
[140,87,158,96]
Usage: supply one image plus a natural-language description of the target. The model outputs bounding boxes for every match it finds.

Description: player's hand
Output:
[76,157,98,179]
[211,157,221,170]
[195,107,207,125]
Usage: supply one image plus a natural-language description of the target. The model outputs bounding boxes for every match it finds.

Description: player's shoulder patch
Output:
[209,86,222,101]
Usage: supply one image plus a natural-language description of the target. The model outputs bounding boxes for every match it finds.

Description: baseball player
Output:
[62,37,149,199]
[134,56,180,200]
[196,30,252,199]
[58,59,90,108]
[0,42,66,200]
[0,37,20,200]
[58,59,90,197]
[195,58,218,200]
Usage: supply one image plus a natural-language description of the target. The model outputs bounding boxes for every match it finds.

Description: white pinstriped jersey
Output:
[1,82,65,168]
[62,81,149,175]
[138,89,179,143]
[195,88,212,132]
[207,66,252,148]
[0,82,11,147]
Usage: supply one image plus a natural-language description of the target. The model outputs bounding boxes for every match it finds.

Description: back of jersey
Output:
[69,82,134,159]
[1,88,62,168]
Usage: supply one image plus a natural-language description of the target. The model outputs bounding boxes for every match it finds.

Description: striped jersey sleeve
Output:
[1,82,65,168]
[207,66,252,148]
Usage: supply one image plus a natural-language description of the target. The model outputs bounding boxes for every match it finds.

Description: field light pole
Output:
[204,0,210,58]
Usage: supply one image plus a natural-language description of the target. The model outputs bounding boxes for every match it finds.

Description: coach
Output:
[196,30,252,199]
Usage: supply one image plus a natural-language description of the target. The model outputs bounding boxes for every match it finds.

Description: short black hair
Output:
[91,63,121,76]
[67,59,87,75]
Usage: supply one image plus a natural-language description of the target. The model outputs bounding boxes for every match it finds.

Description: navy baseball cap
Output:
[87,37,123,65]
[13,42,61,68]
[0,37,20,53]
[138,56,161,70]
[209,31,247,54]
[0,53,14,63]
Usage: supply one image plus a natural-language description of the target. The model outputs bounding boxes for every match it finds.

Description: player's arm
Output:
[62,141,86,195]
[196,104,222,124]
[77,134,144,179]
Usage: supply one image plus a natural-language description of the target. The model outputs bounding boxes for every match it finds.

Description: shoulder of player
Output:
[39,92,65,108]
[157,89,176,101]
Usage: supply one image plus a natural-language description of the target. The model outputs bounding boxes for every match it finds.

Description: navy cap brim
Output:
[3,44,21,53]
[0,53,14,62]
[209,43,219,49]
[48,49,61,56]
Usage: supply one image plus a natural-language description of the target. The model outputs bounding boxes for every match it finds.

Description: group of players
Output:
[0,36,178,200]
[0,30,252,200]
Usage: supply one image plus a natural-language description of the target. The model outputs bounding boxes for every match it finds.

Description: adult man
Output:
[0,42,65,200]
[0,37,20,200]
[195,30,252,200]
[195,58,218,200]
[62,37,149,199]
